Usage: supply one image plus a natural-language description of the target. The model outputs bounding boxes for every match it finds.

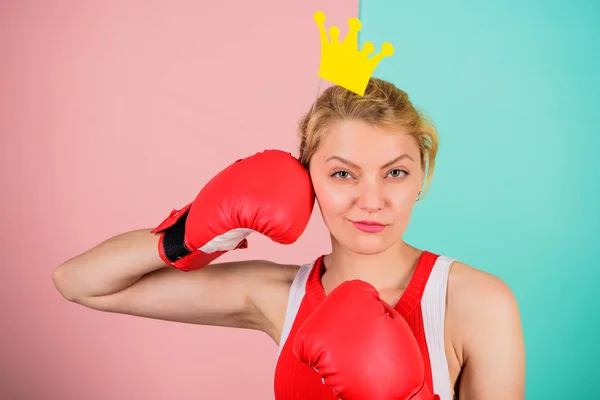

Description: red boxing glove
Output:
[293,280,440,400]
[151,150,315,271]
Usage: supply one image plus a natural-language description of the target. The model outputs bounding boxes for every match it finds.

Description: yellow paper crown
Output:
[314,10,394,96]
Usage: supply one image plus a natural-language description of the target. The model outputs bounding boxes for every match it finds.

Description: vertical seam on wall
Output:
[358,0,362,46]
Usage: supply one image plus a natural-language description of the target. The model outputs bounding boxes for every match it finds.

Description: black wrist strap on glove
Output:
[160,209,192,263]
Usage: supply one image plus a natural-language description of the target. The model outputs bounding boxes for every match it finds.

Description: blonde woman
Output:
[53,77,525,399]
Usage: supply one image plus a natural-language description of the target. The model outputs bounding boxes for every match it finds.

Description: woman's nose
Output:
[356,178,385,213]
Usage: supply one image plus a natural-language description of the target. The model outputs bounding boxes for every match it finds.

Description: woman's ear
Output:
[420,155,427,187]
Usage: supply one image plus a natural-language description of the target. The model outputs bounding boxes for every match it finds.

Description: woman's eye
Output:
[389,169,407,178]
[332,170,351,179]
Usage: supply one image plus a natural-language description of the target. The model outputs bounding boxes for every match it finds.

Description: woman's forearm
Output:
[52,229,168,301]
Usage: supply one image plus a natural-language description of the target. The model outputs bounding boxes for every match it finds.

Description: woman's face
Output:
[309,119,425,255]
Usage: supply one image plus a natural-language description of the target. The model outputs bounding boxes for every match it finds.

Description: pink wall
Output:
[0,1,357,398]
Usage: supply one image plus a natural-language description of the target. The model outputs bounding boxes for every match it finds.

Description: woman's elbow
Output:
[52,265,79,302]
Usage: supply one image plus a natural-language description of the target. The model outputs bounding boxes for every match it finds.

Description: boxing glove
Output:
[151,150,315,271]
[293,280,440,400]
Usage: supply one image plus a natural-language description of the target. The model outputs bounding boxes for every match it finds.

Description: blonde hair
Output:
[298,77,439,197]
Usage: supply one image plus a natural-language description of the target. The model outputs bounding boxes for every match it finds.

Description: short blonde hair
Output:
[298,77,439,197]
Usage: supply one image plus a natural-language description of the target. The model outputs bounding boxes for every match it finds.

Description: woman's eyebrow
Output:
[326,154,414,169]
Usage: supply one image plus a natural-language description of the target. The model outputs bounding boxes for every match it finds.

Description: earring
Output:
[416,190,423,202]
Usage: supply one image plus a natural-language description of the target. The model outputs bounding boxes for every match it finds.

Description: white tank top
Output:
[277,255,456,400]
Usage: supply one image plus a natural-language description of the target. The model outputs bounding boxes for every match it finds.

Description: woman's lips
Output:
[351,220,386,233]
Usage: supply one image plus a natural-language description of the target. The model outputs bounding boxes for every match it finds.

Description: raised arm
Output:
[53,150,314,334]
[52,229,293,330]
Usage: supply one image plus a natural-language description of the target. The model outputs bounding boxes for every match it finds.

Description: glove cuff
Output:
[150,202,193,264]
[151,202,248,272]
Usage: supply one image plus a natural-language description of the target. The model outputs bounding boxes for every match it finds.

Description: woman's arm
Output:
[52,229,290,332]
[52,150,314,333]
[448,262,526,400]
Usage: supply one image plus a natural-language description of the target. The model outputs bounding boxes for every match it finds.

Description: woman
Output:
[52,78,525,399]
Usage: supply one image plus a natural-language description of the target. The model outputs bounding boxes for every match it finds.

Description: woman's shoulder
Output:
[447,260,518,317]
[246,256,321,295]
[244,260,301,286]
[445,259,522,355]
[447,260,514,298]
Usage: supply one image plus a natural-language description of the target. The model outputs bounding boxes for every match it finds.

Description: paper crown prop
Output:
[314,10,394,96]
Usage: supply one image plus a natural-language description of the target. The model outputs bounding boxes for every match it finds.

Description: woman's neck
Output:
[321,239,423,293]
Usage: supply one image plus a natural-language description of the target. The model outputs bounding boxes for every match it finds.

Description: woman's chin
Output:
[345,237,391,255]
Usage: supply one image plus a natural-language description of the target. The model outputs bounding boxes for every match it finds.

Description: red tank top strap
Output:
[305,255,326,310]
[394,250,439,318]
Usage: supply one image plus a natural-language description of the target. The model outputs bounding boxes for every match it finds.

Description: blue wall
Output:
[360,1,600,398]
